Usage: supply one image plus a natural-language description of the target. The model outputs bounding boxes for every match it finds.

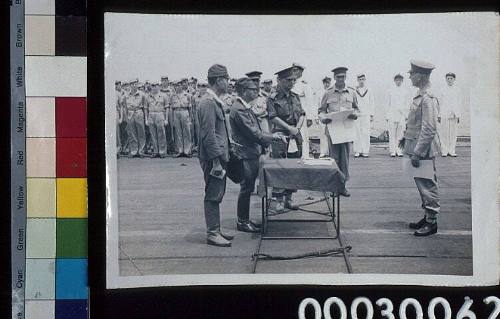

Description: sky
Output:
[105,12,498,135]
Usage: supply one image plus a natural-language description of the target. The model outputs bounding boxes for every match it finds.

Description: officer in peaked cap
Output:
[319,66,358,197]
[404,59,440,236]
[267,66,306,212]
[245,71,263,80]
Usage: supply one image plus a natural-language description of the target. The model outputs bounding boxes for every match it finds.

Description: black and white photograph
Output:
[104,13,499,287]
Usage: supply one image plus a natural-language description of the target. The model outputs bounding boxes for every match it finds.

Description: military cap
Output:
[137,82,144,88]
[199,82,208,88]
[322,76,331,82]
[245,71,263,79]
[130,78,139,84]
[236,77,258,90]
[115,80,121,85]
[263,79,273,84]
[331,67,348,76]
[161,76,169,81]
[207,64,229,78]
[445,72,456,78]
[179,78,188,83]
[357,73,366,79]
[151,82,159,86]
[292,63,305,71]
[408,60,435,75]
[394,73,404,80]
[274,66,296,79]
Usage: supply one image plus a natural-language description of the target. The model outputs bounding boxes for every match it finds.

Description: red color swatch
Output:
[56,138,87,177]
[56,97,87,137]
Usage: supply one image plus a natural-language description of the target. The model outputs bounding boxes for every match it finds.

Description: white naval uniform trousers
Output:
[353,87,374,155]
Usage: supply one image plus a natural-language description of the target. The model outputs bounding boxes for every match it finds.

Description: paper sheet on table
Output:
[402,158,435,179]
[319,110,356,144]
[302,158,337,166]
[288,138,298,153]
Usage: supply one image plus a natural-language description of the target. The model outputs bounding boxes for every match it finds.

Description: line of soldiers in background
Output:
[115,69,463,160]
[115,76,275,159]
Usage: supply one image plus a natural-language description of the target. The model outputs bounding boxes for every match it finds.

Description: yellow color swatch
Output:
[57,178,87,218]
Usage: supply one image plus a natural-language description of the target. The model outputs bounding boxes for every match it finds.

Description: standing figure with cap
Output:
[318,77,332,158]
[291,63,317,159]
[115,80,127,157]
[267,66,306,212]
[246,71,271,135]
[125,79,148,157]
[403,60,441,236]
[160,76,176,155]
[192,82,208,154]
[170,78,193,157]
[438,72,463,157]
[229,77,287,233]
[319,67,359,197]
[386,73,410,157]
[146,82,169,158]
[353,73,375,158]
[197,64,234,247]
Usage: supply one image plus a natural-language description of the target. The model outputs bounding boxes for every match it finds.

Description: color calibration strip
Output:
[13,0,88,318]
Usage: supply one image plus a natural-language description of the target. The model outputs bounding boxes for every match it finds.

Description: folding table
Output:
[252,158,353,273]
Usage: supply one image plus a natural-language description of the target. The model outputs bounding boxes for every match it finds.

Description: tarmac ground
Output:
[117,143,472,276]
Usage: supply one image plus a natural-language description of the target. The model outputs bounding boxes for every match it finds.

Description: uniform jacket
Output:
[319,85,358,114]
[170,91,192,109]
[439,84,464,119]
[267,87,306,143]
[126,90,147,112]
[386,85,410,123]
[355,87,374,116]
[197,89,230,162]
[267,88,305,127]
[404,87,441,158]
[293,80,318,120]
[230,97,274,160]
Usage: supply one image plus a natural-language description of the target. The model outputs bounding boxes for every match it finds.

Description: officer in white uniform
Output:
[291,63,317,158]
[438,72,463,157]
[386,74,410,157]
[353,73,374,157]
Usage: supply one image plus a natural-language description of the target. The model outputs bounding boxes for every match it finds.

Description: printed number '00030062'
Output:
[297,295,500,319]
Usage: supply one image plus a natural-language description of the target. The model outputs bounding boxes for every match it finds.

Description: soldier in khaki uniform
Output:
[319,67,359,197]
[160,76,175,155]
[170,79,193,157]
[115,80,127,157]
[192,82,208,153]
[403,60,441,236]
[146,83,168,157]
[267,66,306,211]
[126,79,148,157]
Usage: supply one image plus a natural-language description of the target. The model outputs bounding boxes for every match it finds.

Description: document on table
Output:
[302,158,337,166]
[319,110,356,144]
[402,158,435,179]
